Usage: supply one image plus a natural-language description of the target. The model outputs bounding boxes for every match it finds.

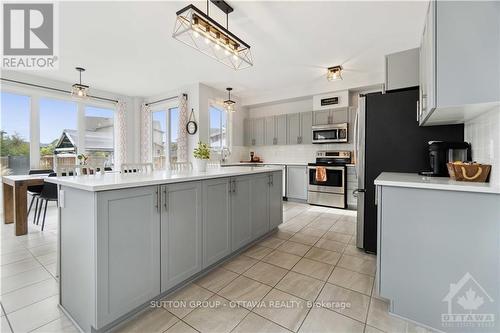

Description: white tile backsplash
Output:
[464,106,500,186]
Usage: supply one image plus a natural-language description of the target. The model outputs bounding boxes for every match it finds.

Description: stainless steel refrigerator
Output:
[354,88,464,253]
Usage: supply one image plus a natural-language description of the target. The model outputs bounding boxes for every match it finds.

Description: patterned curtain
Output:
[177,94,189,162]
[115,100,127,168]
[140,103,152,163]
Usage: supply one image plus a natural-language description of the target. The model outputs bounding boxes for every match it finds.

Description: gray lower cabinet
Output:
[202,178,231,268]
[250,173,270,238]
[230,175,253,251]
[287,166,308,200]
[95,186,161,329]
[160,182,202,292]
[269,171,283,229]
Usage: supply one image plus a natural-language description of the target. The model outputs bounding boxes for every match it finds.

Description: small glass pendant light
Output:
[71,67,89,98]
[223,87,236,112]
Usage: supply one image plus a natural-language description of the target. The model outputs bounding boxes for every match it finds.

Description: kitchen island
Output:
[47,166,283,332]
[374,172,499,332]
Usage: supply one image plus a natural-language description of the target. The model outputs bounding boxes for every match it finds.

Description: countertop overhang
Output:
[46,166,283,192]
[374,172,500,194]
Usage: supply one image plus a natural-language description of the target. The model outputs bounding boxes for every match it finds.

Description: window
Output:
[0,92,30,175]
[84,106,114,167]
[209,105,227,150]
[39,98,78,170]
[152,106,179,169]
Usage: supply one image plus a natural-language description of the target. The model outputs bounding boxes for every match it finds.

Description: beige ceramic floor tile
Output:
[1,278,58,314]
[277,241,311,257]
[343,245,376,260]
[292,258,334,281]
[35,251,57,265]
[1,316,12,333]
[1,266,52,295]
[243,262,288,287]
[322,231,352,243]
[7,295,62,333]
[338,254,376,276]
[195,268,238,293]
[232,312,291,333]
[316,283,370,323]
[164,321,198,333]
[330,220,355,235]
[222,255,258,274]
[27,243,57,257]
[184,295,249,333]
[114,308,178,333]
[259,237,286,249]
[163,283,214,318]
[364,325,385,333]
[0,250,33,266]
[304,247,341,265]
[275,271,324,301]
[298,227,326,238]
[328,267,374,296]
[315,238,346,253]
[274,230,295,241]
[307,220,336,231]
[0,258,41,278]
[44,263,58,278]
[289,233,320,246]
[298,307,364,333]
[31,316,79,333]
[218,276,271,309]
[243,245,274,260]
[253,289,309,332]
[262,250,302,270]
[366,298,408,332]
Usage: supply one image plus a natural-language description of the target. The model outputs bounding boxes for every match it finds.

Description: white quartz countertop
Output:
[374,172,500,194]
[46,166,283,192]
[222,162,307,166]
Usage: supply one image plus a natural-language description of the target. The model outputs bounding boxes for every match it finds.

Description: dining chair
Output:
[121,163,153,174]
[170,162,193,172]
[35,173,58,231]
[27,169,54,222]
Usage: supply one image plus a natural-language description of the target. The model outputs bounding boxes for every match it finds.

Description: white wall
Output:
[464,107,500,186]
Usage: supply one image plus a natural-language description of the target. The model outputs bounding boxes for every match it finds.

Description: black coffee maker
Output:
[422,141,472,176]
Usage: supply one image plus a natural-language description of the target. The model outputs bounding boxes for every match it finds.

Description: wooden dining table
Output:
[2,174,50,236]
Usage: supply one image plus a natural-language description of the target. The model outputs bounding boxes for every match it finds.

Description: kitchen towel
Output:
[315,167,327,182]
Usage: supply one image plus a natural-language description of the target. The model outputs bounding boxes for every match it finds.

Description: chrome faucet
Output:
[221,147,231,163]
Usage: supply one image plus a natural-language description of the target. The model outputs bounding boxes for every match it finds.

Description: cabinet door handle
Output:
[155,187,159,212]
[228,180,232,193]
[163,186,168,211]
[232,180,236,193]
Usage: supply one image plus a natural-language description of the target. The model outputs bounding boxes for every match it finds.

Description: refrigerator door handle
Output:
[352,188,366,198]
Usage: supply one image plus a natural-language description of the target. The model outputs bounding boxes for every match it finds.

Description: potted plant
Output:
[193,141,210,172]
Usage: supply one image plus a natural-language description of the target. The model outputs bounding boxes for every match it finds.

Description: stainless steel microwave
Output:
[312,123,348,144]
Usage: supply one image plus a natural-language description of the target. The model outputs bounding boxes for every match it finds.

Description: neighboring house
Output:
[53,116,114,166]
[209,127,226,148]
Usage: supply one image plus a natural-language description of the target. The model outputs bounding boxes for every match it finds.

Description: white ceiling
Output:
[4,1,429,105]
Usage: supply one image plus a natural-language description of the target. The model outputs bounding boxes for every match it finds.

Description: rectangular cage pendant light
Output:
[173,4,253,70]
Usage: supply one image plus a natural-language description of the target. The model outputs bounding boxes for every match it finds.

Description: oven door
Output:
[307,166,345,194]
[312,128,338,143]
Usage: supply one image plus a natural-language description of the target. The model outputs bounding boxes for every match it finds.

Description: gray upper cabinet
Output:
[96,186,160,327]
[250,173,270,238]
[300,112,313,144]
[287,113,301,144]
[385,48,419,91]
[244,119,252,146]
[419,0,500,125]
[264,116,275,146]
[269,171,283,230]
[276,115,287,145]
[202,178,231,268]
[253,118,265,146]
[230,175,253,250]
[313,110,331,125]
[161,182,202,292]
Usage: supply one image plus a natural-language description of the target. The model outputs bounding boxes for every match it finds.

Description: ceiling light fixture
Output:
[173,1,253,70]
[223,87,236,112]
[327,65,343,81]
[71,67,89,98]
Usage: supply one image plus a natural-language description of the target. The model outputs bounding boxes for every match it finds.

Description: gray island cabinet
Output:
[375,173,500,332]
[49,167,283,332]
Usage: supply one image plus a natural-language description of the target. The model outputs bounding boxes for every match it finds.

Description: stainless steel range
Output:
[307,151,351,208]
